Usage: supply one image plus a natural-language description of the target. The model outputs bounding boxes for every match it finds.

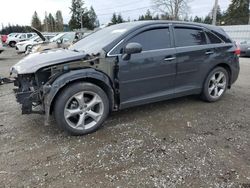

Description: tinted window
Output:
[175,27,207,47]
[206,31,222,44]
[27,34,33,38]
[126,28,171,51]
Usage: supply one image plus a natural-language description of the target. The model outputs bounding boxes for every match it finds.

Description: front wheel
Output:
[202,67,229,102]
[54,82,110,136]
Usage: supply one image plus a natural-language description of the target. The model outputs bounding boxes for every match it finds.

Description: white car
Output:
[6,33,37,47]
[16,34,57,53]
[0,38,5,54]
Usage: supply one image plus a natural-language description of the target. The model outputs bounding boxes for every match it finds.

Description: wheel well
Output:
[25,45,31,51]
[215,63,232,88]
[49,78,115,115]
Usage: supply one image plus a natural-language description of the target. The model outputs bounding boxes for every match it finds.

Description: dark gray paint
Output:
[13,21,240,116]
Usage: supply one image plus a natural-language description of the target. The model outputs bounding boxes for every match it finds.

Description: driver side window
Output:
[123,28,171,52]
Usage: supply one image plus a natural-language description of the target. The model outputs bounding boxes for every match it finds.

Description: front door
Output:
[118,27,177,109]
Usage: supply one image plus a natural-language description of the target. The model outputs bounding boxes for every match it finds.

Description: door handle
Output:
[164,57,176,61]
[205,50,214,55]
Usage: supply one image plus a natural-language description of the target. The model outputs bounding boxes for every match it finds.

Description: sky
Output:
[0,0,231,29]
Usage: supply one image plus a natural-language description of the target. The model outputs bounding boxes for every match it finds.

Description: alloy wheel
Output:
[64,91,104,131]
[208,71,227,99]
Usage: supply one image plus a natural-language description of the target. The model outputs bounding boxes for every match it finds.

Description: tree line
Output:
[109,0,250,26]
[1,0,249,35]
[31,11,64,32]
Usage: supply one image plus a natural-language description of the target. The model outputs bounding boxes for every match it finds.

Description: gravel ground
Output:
[0,48,250,187]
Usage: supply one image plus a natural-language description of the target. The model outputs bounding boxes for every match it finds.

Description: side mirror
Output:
[122,42,142,60]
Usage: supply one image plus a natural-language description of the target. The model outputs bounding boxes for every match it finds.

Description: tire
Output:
[202,67,229,102]
[25,45,31,52]
[9,41,16,48]
[54,82,109,136]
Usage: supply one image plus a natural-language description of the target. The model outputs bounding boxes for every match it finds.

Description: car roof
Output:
[116,20,221,31]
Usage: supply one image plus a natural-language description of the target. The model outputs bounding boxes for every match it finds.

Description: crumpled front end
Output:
[13,74,44,114]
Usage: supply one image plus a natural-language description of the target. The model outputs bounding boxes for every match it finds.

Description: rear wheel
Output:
[54,82,109,136]
[202,67,229,102]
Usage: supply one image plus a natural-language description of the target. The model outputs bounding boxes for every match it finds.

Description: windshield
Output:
[50,33,65,42]
[70,23,135,54]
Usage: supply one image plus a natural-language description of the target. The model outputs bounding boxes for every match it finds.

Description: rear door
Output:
[173,25,212,94]
[118,26,177,108]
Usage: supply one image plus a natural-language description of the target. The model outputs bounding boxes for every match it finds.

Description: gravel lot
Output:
[0,48,250,187]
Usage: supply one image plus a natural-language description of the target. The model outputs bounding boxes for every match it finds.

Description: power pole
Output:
[248,0,250,25]
[212,0,219,25]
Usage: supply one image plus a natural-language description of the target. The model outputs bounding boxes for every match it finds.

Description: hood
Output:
[11,49,86,74]
[31,27,46,41]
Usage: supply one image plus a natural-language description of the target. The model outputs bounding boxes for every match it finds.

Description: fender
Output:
[43,68,114,124]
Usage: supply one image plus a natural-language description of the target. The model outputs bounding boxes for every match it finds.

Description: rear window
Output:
[174,27,207,47]
[206,31,223,44]
[212,30,232,43]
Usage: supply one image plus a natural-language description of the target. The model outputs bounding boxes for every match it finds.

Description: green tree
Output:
[204,15,212,24]
[193,16,203,23]
[31,11,42,31]
[87,6,99,30]
[144,10,153,20]
[111,13,118,24]
[69,0,87,30]
[117,14,124,23]
[48,13,56,32]
[224,0,249,25]
[138,15,145,20]
[43,12,49,32]
[55,11,64,32]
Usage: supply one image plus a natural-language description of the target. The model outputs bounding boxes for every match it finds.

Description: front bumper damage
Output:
[13,76,44,115]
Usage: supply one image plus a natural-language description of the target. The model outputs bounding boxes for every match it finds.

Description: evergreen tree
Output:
[43,12,49,32]
[117,14,124,23]
[0,25,32,34]
[193,16,203,23]
[224,0,249,25]
[87,6,99,30]
[204,15,212,24]
[144,10,153,20]
[111,13,118,24]
[55,11,64,32]
[69,0,87,30]
[31,11,42,31]
[138,15,145,20]
[48,13,56,32]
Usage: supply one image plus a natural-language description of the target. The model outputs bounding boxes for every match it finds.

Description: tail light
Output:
[235,43,241,56]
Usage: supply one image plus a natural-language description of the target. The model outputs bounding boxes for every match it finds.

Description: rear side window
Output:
[126,28,171,51]
[206,31,222,44]
[174,27,207,47]
[27,34,33,38]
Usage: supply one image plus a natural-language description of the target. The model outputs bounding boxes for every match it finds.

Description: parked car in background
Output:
[6,33,37,47]
[1,35,7,43]
[0,39,5,54]
[29,32,83,53]
[8,33,20,38]
[239,41,250,57]
[11,21,240,136]
[16,34,57,53]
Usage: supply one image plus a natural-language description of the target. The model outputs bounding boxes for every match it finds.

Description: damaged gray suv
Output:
[11,21,240,135]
